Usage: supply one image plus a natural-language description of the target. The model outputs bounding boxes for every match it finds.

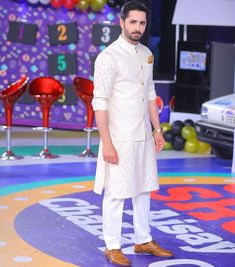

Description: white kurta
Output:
[92,35,159,199]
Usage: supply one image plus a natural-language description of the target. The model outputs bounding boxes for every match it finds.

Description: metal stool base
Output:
[32,149,59,159]
[76,149,97,158]
[1,150,23,160]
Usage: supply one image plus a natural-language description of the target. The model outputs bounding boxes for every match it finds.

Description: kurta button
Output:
[142,82,144,86]
[141,66,143,69]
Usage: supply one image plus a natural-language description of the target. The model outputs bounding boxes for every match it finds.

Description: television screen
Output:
[180,51,207,71]
[176,41,211,87]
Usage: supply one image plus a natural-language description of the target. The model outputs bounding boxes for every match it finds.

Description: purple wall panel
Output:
[0,0,119,129]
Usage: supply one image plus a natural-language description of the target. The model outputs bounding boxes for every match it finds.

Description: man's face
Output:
[120,10,147,44]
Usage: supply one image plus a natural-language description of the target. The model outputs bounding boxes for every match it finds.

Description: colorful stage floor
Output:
[0,149,235,267]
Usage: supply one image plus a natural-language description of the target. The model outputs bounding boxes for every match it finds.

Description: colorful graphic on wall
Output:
[0,1,119,129]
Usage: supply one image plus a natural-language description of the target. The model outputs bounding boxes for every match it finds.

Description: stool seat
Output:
[73,77,96,157]
[29,77,64,159]
[29,77,64,128]
[0,75,28,127]
[73,77,94,128]
[0,75,29,160]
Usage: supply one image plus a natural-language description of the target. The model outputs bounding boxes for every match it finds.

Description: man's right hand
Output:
[102,143,119,164]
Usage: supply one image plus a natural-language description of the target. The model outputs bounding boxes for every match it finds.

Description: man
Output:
[92,1,173,266]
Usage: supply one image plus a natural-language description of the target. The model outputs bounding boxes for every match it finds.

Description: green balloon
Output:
[184,139,199,153]
[198,141,211,154]
[76,0,90,10]
[90,0,107,11]
[181,125,197,140]
[163,141,173,150]
[160,122,171,133]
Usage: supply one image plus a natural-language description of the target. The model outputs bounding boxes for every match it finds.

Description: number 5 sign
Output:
[91,24,121,46]
[48,54,77,75]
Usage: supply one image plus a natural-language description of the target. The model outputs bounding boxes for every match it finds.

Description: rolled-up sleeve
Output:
[148,72,157,101]
[92,52,116,111]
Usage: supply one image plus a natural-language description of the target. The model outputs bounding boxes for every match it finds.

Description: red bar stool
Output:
[0,75,29,160]
[29,77,64,159]
[73,77,96,157]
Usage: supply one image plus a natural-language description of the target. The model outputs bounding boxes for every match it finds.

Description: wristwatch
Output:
[153,128,162,134]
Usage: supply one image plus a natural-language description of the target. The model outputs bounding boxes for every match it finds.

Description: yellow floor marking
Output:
[0,181,94,267]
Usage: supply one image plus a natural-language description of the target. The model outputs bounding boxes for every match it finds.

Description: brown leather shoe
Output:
[104,248,131,266]
[134,240,173,257]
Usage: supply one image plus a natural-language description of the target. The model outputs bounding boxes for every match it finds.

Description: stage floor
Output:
[0,129,235,267]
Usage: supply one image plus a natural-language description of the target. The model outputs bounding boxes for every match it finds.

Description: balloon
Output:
[163,141,172,150]
[40,0,50,3]
[76,0,89,10]
[51,0,62,8]
[184,139,199,153]
[27,0,38,4]
[171,120,185,136]
[90,0,106,11]
[63,0,75,9]
[173,135,185,151]
[107,0,117,8]
[198,141,211,154]
[163,130,174,143]
[181,125,197,140]
[160,122,171,133]
[184,119,195,127]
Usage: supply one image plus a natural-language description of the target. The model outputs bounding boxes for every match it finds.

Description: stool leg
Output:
[1,127,23,160]
[77,127,96,157]
[32,127,59,159]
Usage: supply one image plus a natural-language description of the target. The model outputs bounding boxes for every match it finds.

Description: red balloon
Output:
[51,0,62,8]
[63,0,75,9]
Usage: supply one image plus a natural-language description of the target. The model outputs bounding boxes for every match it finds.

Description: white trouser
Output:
[102,192,152,250]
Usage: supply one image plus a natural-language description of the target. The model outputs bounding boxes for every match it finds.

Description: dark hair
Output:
[120,0,149,21]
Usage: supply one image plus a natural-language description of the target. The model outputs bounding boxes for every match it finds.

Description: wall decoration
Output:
[48,22,78,45]
[91,23,121,46]
[0,0,120,129]
[7,21,38,45]
[48,53,77,75]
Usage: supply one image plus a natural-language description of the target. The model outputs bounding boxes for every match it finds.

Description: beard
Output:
[124,28,143,42]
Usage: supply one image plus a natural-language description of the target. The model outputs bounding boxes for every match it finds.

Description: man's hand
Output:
[102,143,119,164]
[153,132,165,152]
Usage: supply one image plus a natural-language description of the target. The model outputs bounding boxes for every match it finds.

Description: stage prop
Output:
[0,76,29,160]
[73,77,96,157]
[29,76,64,159]
[0,1,120,129]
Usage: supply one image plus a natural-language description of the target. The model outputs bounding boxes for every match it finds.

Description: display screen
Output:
[180,51,207,71]
[176,41,211,87]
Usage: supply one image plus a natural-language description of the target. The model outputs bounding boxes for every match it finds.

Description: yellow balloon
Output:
[90,0,107,11]
[76,0,90,10]
[163,141,173,150]
[160,122,171,133]
[198,141,211,154]
[184,139,199,153]
[181,125,197,140]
